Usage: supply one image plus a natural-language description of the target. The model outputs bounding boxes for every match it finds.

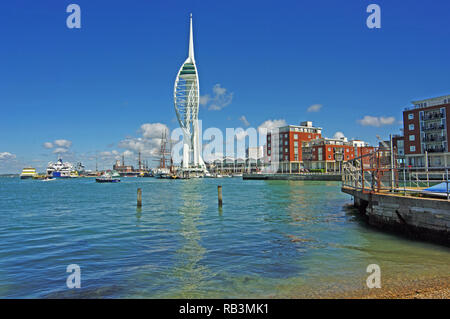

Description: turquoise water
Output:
[0,177,449,298]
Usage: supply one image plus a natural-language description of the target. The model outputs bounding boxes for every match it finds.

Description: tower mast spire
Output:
[188,13,195,61]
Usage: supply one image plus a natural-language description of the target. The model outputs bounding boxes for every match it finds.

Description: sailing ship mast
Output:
[154,130,171,169]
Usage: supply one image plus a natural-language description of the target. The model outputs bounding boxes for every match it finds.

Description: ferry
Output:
[20,167,38,179]
[46,158,76,178]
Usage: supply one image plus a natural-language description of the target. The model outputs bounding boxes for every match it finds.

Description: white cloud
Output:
[140,123,169,139]
[0,152,16,160]
[307,104,322,113]
[122,150,133,157]
[333,131,345,139]
[54,139,72,148]
[357,116,396,127]
[43,139,72,153]
[118,123,170,158]
[199,95,210,105]
[52,148,69,154]
[239,116,250,127]
[99,151,112,157]
[257,119,287,132]
[43,142,53,149]
[99,150,124,161]
[200,84,234,111]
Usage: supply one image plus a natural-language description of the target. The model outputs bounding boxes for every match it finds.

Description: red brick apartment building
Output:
[302,138,374,173]
[266,121,322,172]
[266,121,373,173]
[402,94,450,167]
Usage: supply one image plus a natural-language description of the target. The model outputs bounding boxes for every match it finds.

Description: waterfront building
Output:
[266,121,322,173]
[246,146,264,160]
[392,134,405,166]
[204,156,264,174]
[402,94,450,167]
[302,137,374,173]
[174,14,206,173]
[113,159,135,177]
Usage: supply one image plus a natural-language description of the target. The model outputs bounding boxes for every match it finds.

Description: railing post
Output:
[403,166,407,196]
[446,168,449,201]
[361,160,364,192]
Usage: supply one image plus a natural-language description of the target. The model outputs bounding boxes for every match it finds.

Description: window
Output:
[346,149,349,152]
[294,134,298,140]
[408,113,414,120]
[285,148,288,152]
[409,124,415,130]
[328,155,331,159]
[328,147,331,152]
[268,143,271,147]
[308,135,311,138]
[409,135,415,141]
[410,146,416,152]
[268,150,271,155]
[284,134,288,138]
[284,141,288,146]
[294,141,298,147]
[294,154,298,161]
[268,136,271,141]
[284,155,288,161]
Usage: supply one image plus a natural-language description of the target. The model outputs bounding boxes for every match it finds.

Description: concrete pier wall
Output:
[342,187,450,245]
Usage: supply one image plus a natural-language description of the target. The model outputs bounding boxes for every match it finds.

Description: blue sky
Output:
[1,0,449,173]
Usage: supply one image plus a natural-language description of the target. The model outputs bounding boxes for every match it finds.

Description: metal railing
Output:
[342,147,450,200]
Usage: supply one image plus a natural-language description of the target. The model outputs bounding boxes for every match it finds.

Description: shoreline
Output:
[323,276,450,299]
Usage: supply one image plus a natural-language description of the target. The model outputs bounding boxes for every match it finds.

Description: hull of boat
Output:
[96,179,120,183]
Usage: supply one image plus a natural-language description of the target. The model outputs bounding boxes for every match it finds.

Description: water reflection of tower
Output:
[171,182,209,296]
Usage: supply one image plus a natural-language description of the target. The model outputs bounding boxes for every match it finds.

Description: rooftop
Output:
[405,94,450,111]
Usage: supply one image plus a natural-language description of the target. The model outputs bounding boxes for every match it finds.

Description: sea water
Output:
[0,177,449,298]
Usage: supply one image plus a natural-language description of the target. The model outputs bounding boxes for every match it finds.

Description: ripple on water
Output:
[0,177,449,298]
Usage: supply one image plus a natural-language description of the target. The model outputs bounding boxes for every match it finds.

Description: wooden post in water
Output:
[218,185,223,208]
[137,188,142,208]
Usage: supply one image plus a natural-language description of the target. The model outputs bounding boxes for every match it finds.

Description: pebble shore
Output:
[329,276,450,299]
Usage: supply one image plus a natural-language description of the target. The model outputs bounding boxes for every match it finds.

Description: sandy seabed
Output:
[327,276,450,299]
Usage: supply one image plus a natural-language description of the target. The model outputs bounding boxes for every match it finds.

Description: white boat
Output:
[96,172,120,183]
[154,167,171,178]
[47,158,76,178]
[232,173,243,177]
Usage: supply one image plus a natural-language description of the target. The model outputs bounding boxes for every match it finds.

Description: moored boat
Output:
[20,167,37,179]
[96,172,120,183]
[47,158,76,178]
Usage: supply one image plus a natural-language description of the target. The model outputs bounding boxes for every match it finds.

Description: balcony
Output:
[421,113,445,121]
[421,124,445,132]
[425,147,446,153]
[423,136,446,143]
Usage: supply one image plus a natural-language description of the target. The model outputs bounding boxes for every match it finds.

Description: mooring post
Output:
[218,185,223,208]
[137,188,142,208]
